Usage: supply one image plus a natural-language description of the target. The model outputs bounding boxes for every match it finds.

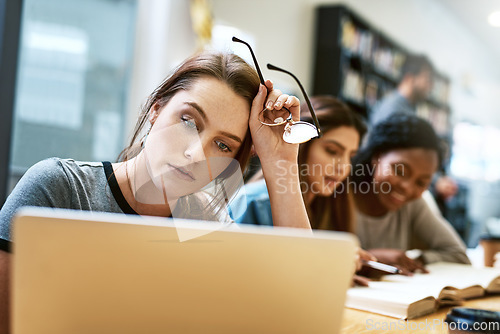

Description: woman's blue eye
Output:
[216,140,231,153]
[181,115,197,130]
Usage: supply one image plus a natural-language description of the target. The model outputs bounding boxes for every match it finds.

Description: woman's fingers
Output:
[396,265,414,276]
[353,275,371,287]
[263,86,300,124]
[356,248,375,272]
[250,84,267,123]
[263,79,275,110]
[412,258,429,273]
[273,94,289,110]
[265,89,283,110]
[265,79,274,91]
[359,249,377,262]
[284,95,300,109]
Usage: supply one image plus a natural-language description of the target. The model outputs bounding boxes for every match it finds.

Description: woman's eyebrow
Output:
[185,102,208,122]
[184,102,242,143]
[220,131,243,144]
[325,139,345,150]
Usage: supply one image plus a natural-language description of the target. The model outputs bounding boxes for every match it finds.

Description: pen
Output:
[362,260,402,274]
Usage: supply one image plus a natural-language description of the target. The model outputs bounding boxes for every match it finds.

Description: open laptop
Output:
[12,207,357,334]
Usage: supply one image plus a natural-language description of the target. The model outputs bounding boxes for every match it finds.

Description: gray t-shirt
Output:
[355,197,470,264]
[0,158,230,251]
[0,158,133,247]
[370,92,415,126]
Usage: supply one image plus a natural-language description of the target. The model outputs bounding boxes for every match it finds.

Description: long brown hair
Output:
[298,96,366,232]
[118,51,260,220]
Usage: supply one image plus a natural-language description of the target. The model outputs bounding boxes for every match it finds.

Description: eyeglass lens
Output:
[283,122,318,144]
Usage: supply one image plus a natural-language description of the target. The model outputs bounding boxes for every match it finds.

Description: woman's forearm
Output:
[261,160,311,229]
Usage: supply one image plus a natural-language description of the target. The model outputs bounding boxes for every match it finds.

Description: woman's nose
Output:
[398,178,414,197]
[336,156,351,177]
[184,140,207,162]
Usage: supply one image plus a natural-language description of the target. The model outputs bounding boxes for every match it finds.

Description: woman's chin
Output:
[316,187,335,198]
[381,196,405,212]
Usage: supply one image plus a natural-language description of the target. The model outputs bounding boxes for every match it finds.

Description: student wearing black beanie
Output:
[349,113,469,276]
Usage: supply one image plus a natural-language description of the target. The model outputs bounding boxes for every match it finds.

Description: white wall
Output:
[211,0,500,128]
[125,0,196,139]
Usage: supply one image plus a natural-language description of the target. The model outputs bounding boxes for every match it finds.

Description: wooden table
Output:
[341,295,500,333]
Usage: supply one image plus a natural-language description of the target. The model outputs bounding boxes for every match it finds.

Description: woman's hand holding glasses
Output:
[233,36,321,166]
[234,36,312,229]
[250,79,301,165]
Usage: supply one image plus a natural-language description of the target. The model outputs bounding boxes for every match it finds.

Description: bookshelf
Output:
[312,5,451,138]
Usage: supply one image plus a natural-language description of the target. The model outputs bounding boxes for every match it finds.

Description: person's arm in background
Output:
[429,172,458,217]
[434,175,458,200]
[411,197,470,264]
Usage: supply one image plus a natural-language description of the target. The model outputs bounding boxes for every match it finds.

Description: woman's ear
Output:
[149,103,161,124]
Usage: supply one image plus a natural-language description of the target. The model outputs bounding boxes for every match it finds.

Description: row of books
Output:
[342,69,396,109]
[341,67,450,135]
[340,17,406,81]
[416,102,450,136]
[342,65,450,110]
[340,16,451,108]
[430,75,451,106]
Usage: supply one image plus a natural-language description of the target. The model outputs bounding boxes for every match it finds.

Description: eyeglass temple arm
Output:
[232,37,265,85]
[267,63,322,138]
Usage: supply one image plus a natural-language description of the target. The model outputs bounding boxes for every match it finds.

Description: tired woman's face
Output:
[144,76,250,198]
[305,126,360,197]
[372,148,438,211]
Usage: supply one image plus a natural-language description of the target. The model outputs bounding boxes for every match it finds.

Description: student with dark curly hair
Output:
[370,54,459,215]
[350,113,469,275]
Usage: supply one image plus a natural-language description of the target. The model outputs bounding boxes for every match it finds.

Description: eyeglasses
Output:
[232,37,322,144]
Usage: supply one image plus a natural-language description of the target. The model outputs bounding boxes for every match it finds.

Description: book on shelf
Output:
[346,262,500,320]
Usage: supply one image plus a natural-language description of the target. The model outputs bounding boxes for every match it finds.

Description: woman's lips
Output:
[388,191,406,205]
[168,163,195,181]
[324,176,339,187]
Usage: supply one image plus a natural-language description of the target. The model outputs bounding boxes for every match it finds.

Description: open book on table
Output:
[346,262,500,320]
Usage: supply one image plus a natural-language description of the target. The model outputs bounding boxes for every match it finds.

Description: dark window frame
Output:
[0,0,23,206]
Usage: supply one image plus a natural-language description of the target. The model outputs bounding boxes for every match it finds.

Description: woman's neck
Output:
[353,187,388,217]
[113,153,173,217]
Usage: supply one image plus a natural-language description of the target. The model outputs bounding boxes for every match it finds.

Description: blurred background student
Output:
[232,96,376,285]
[350,113,470,276]
[370,54,434,126]
[234,96,365,231]
[369,54,459,218]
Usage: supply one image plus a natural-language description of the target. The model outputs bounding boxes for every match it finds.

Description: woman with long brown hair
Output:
[0,50,312,331]
[234,95,366,233]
